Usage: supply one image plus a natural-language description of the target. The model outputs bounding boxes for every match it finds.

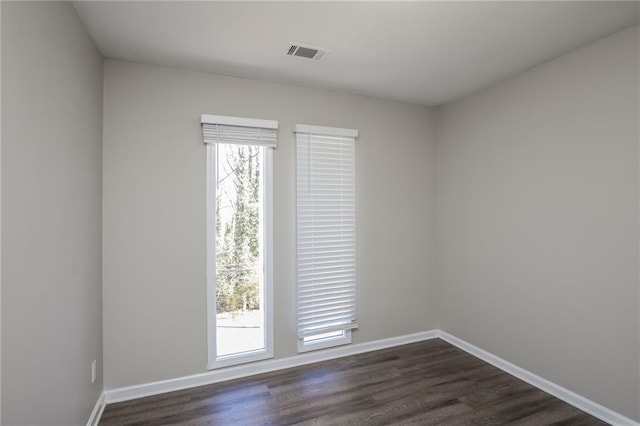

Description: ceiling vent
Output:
[286,44,326,60]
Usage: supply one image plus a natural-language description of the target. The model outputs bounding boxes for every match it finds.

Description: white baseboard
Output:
[86,391,106,426]
[103,330,439,404]
[101,329,638,426]
[437,331,639,426]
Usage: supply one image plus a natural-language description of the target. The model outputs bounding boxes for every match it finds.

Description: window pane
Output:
[215,143,265,357]
[303,330,345,343]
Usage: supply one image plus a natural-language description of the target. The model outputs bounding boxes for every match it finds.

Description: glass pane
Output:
[304,330,345,343]
[215,143,265,358]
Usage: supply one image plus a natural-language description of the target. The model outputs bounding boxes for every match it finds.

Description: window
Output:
[202,114,276,369]
[295,124,358,353]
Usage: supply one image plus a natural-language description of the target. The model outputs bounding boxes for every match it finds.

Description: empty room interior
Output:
[1,1,640,425]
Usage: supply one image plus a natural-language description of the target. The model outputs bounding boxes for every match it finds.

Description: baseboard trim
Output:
[103,330,438,404]
[86,391,106,426]
[437,331,639,426]
[102,329,637,426]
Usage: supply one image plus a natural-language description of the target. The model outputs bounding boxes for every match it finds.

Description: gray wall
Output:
[437,26,639,421]
[102,60,438,389]
[1,2,103,425]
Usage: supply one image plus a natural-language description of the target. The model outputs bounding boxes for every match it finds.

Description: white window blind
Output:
[201,114,278,147]
[295,124,358,339]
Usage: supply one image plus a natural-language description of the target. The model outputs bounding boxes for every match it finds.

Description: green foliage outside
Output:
[216,144,261,313]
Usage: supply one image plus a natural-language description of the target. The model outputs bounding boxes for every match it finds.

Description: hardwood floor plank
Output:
[100,339,606,425]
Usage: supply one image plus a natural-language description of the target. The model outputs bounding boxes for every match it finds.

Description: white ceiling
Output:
[73,1,639,106]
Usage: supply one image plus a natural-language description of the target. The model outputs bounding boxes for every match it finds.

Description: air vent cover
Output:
[287,44,326,60]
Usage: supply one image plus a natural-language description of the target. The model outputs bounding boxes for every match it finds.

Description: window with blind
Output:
[202,114,276,369]
[295,124,358,353]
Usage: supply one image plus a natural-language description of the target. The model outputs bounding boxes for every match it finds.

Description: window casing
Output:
[295,124,358,353]
[203,114,276,369]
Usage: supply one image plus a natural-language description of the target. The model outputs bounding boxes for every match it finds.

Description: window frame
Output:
[204,117,275,370]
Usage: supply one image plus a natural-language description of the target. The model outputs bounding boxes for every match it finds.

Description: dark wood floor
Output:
[100,339,605,425]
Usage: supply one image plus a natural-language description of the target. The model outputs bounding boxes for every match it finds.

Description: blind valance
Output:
[201,114,278,148]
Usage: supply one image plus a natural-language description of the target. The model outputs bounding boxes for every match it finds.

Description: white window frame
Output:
[204,114,275,370]
[295,123,358,353]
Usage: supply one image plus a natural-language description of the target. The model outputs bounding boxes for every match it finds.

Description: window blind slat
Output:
[298,272,356,281]
[298,308,356,323]
[297,283,357,293]
[297,302,357,316]
[298,293,356,306]
[296,128,358,340]
[297,281,356,289]
[298,270,355,279]
[297,322,358,338]
[298,313,356,326]
[298,265,356,273]
[298,257,356,266]
[298,317,357,331]
[297,228,354,235]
